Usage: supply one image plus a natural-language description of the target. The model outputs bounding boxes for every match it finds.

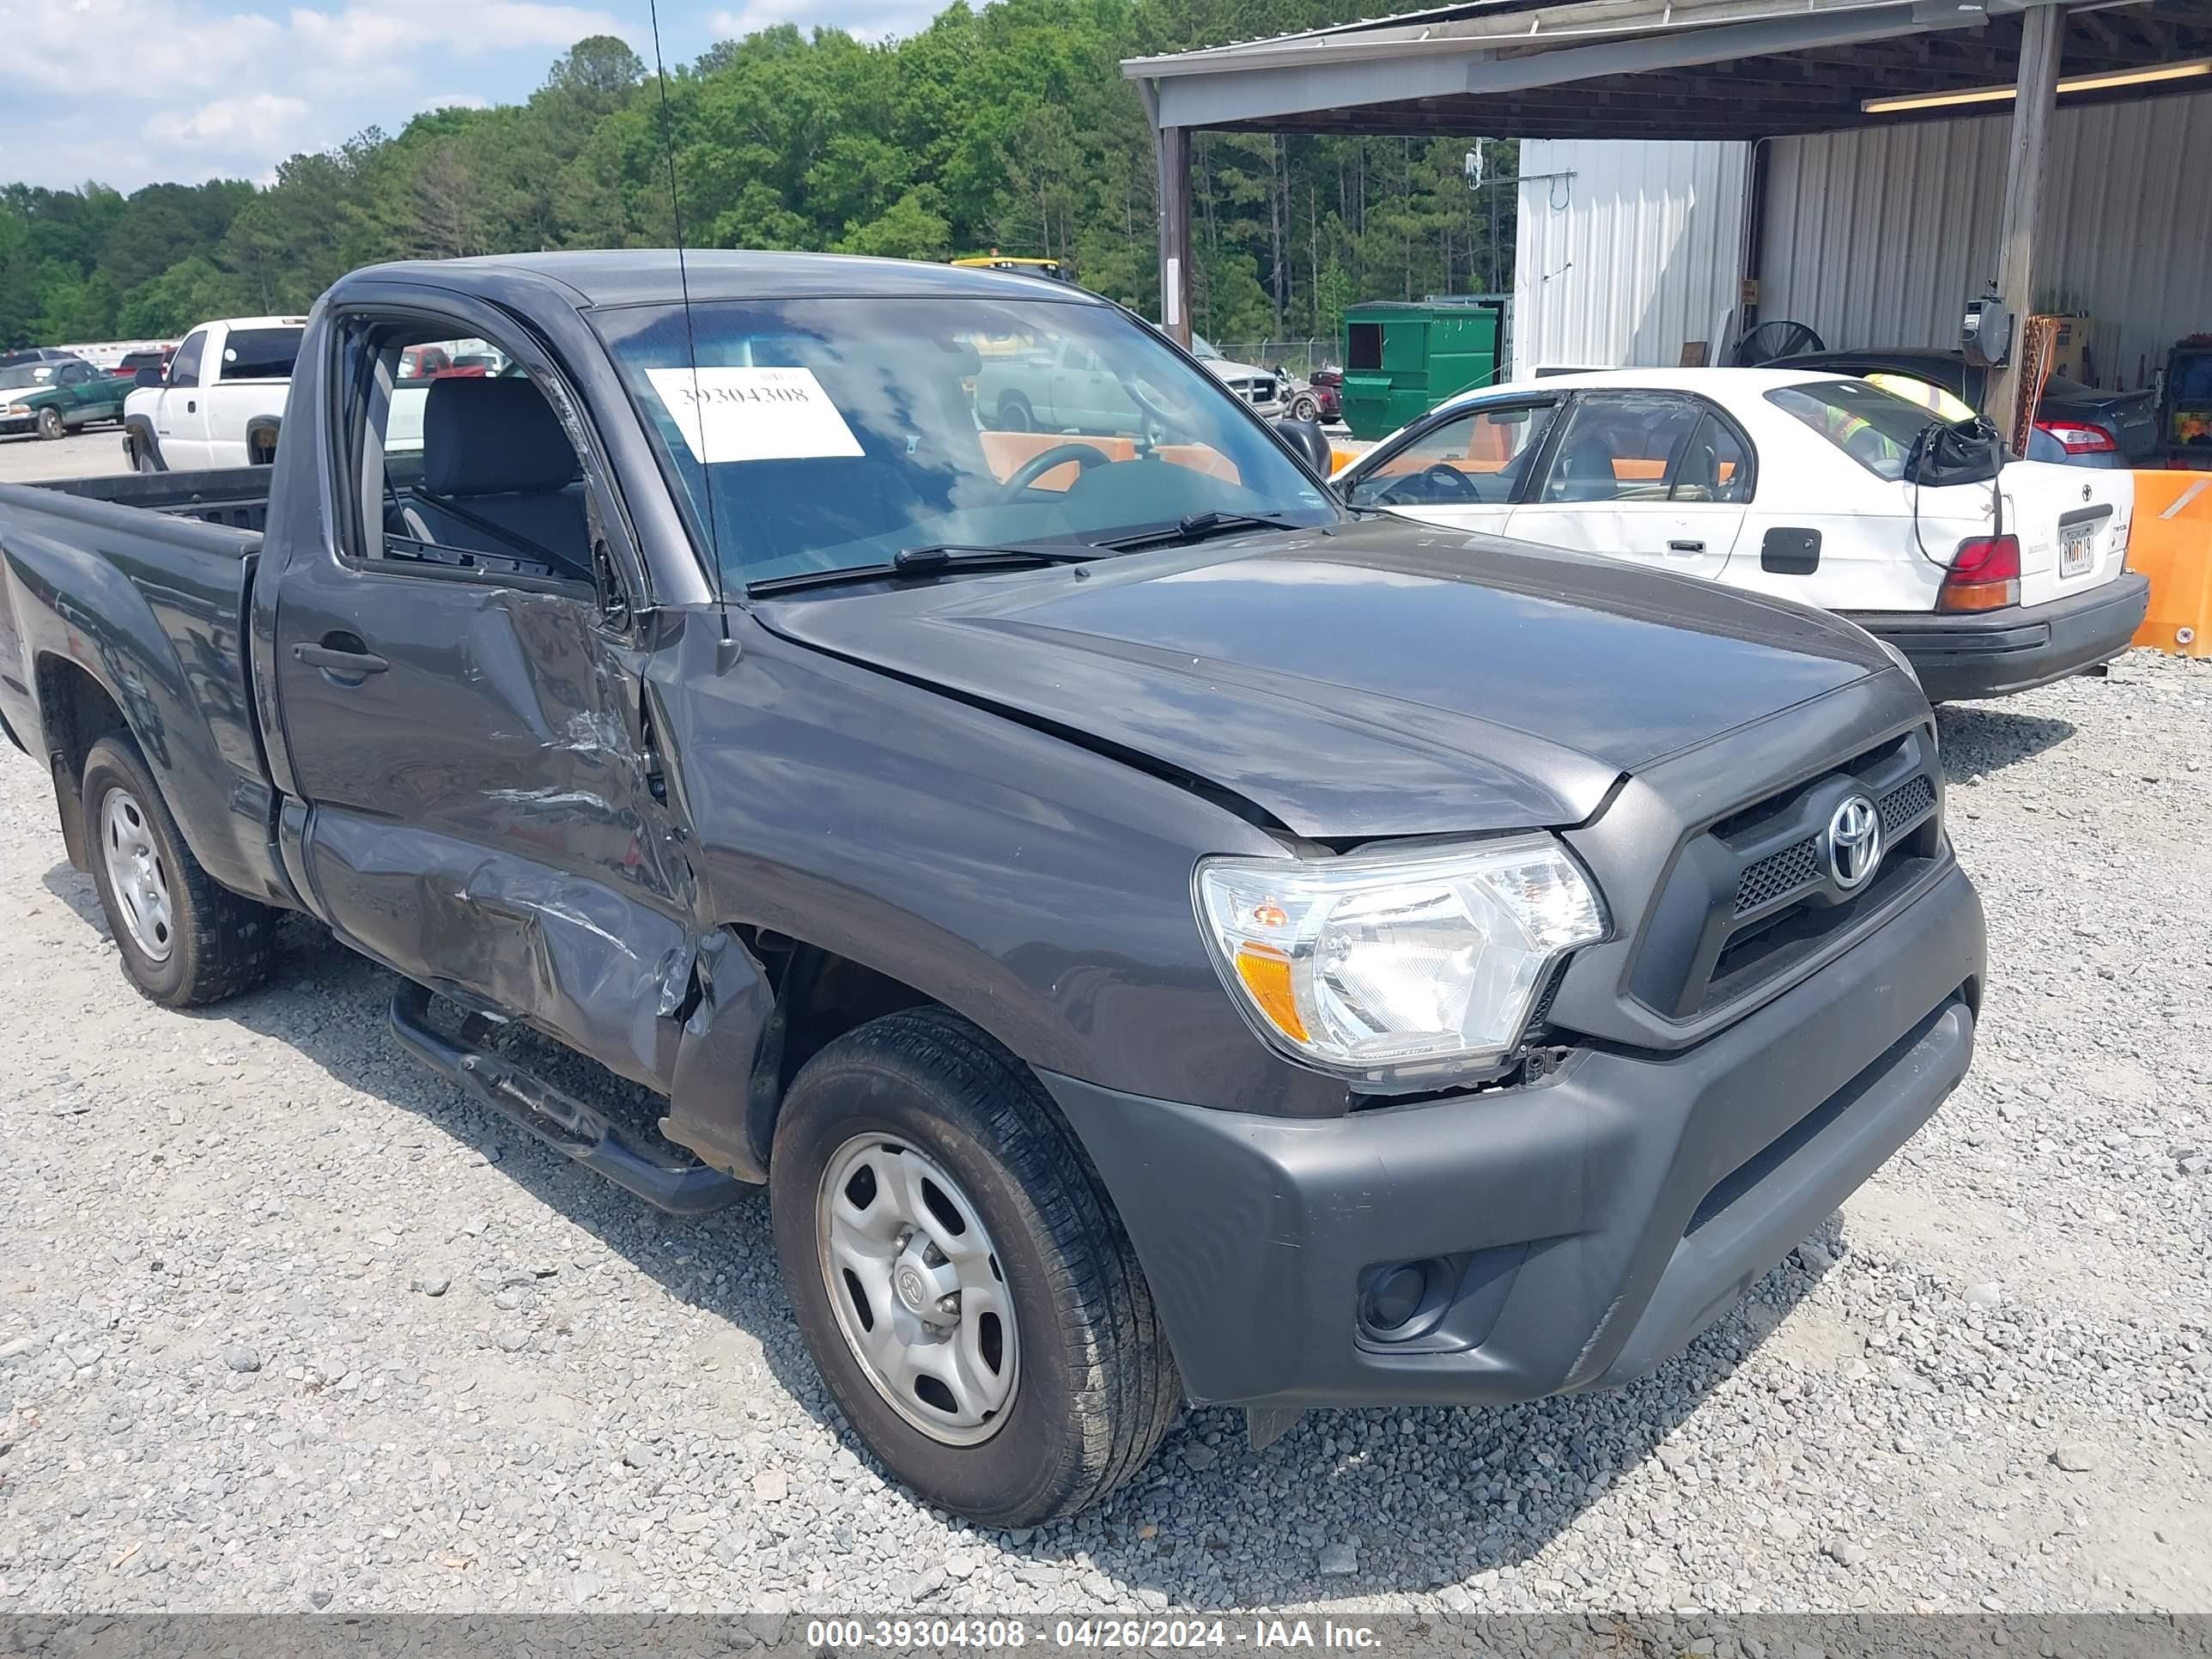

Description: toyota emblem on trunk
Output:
[1826,795,1881,891]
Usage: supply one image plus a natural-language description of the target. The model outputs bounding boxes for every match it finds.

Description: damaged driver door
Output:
[271,310,703,1093]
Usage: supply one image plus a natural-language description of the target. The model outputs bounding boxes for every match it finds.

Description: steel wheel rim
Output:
[816,1133,1018,1446]
[100,787,175,964]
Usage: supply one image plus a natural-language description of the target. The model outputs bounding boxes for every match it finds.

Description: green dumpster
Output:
[1338,300,1504,441]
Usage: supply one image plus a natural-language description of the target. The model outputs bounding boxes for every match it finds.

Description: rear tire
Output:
[769,1007,1179,1526]
[82,735,276,1007]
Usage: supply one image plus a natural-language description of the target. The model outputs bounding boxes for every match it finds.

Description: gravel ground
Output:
[0,650,2206,1616]
[0,430,133,485]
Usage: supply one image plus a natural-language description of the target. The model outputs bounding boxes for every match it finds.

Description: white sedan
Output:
[1331,368,2148,702]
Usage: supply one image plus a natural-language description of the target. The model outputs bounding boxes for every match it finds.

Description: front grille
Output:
[1732,772,1939,918]
[1632,726,1944,1021]
[1735,839,1820,915]
[1877,775,1935,837]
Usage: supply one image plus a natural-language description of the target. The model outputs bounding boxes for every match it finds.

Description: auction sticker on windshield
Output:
[646,366,864,464]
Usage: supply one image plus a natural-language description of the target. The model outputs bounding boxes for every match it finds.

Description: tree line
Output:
[0,0,1516,352]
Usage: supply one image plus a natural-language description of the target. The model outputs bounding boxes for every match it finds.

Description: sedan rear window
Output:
[1767,380,1945,480]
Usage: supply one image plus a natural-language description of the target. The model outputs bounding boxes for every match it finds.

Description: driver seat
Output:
[409,377,591,578]
[1546,430,1623,501]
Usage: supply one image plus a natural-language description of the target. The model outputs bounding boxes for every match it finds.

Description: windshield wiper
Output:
[748,544,1099,598]
[1093,511,1304,551]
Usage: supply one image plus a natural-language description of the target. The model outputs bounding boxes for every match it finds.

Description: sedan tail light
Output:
[2034,419,2118,455]
[1938,534,2021,612]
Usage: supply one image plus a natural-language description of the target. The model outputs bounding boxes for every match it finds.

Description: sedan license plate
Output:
[2059,522,2095,579]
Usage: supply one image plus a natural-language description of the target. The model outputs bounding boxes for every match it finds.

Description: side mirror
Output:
[1273,415,1333,475]
[134,367,163,387]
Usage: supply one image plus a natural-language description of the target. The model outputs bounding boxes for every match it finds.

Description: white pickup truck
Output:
[122,316,306,472]
[975,330,1284,434]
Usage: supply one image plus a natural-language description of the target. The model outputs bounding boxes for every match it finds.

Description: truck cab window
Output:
[220,328,303,381]
[349,328,595,586]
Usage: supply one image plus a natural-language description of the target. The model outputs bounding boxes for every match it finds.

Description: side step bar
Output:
[389,983,744,1216]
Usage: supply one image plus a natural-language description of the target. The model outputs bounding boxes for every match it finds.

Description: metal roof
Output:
[1123,0,2212,142]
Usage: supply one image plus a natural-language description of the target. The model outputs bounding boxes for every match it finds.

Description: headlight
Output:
[3,404,30,416]
[1194,836,1606,1085]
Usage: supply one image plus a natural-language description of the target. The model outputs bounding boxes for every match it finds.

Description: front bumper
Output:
[0,414,38,435]
[1845,571,2149,702]
[1044,861,1983,1411]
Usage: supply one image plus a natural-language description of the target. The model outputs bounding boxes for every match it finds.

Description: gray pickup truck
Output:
[0,252,1984,1527]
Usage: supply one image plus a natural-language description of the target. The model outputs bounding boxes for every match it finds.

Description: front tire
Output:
[82,735,276,1007]
[1289,392,1321,422]
[36,407,63,441]
[996,393,1034,433]
[769,1008,1179,1526]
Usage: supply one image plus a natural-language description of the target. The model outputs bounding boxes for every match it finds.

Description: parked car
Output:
[0,252,1983,1528]
[0,347,86,370]
[0,356,131,441]
[1771,347,2161,469]
[122,315,305,472]
[112,346,176,381]
[1334,367,2147,702]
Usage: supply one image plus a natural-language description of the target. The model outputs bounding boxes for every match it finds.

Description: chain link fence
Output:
[1211,338,1337,379]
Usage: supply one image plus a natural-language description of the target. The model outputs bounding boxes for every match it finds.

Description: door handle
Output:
[1667,539,1706,554]
[294,638,389,675]
[186,399,197,414]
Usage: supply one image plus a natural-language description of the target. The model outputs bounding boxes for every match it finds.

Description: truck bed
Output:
[0,468,283,906]
[21,467,272,536]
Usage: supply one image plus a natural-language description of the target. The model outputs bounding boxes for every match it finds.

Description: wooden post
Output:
[1984,3,2061,439]
[1156,123,1194,348]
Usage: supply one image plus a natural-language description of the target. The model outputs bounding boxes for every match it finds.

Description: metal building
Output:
[1515,88,2212,388]
[1124,0,2212,433]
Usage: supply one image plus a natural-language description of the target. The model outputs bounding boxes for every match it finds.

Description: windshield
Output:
[595,297,1335,591]
[0,364,57,390]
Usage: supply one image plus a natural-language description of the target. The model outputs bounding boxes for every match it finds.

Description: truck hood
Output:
[755,520,1890,839]
[1205,358,1273,384]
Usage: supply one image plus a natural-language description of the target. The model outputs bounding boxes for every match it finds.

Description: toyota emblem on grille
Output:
[1826,795,1882,891]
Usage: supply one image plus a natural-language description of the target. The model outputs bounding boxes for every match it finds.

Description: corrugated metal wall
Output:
[1511,138,1747,379]
[1761,90,2212,390]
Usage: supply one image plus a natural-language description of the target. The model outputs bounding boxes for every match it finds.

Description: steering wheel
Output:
[1387,462,1480,504]
[998,442,1114,499]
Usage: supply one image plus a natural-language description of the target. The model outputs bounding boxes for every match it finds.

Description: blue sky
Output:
[1,0,947,191]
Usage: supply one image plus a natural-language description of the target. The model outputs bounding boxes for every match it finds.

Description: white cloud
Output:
[0,0,630,187]
[707,0,939,45]
[289,0,630,74]
[0,0,285,96]
[145,94,313,152]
